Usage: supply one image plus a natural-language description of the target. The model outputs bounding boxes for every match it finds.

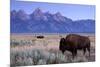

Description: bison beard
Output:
[59,34,90,58]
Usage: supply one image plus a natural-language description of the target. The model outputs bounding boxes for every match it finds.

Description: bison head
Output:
[59,38,66,54]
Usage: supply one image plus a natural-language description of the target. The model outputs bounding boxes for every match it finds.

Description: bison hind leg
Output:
[86,43,91,57]
[87,47,90,57]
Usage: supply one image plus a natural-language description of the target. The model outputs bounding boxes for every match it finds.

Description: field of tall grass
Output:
[10,34,95,66]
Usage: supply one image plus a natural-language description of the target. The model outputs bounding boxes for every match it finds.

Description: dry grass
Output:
[10,33,95,66]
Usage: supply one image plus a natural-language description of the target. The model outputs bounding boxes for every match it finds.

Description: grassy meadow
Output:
[10,33,95,66]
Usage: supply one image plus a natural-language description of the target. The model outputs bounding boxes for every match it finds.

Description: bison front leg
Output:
[83,48,86,55]
[62,50,65,54]
[72,49,77,59]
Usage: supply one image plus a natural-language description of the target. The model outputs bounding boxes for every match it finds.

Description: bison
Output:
[59,34,90,58]
[36,35,44,39]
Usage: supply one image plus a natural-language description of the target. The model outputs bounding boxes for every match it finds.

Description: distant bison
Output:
[59,34,90,58]
[36,36,44,39]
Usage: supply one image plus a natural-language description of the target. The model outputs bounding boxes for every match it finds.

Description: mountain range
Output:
[10,8,95,33]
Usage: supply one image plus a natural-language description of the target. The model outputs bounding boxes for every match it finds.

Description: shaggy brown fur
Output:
[59,34,90,58]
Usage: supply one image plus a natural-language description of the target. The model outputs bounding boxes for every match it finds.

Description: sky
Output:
[10,0,95,21]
